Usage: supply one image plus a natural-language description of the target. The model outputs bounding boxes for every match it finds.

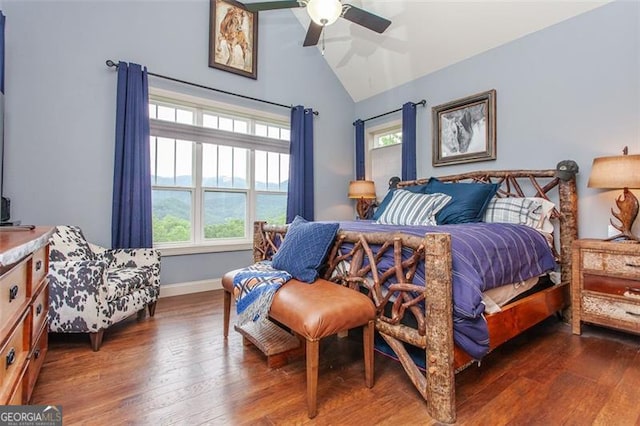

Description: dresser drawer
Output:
[582,250,640,276]
[7,374,24,405]
[30,283,49,345]
[0,258,29,336]
[581,292,640,333]
[0,312,28,402]
[25,327,48,403]
[583,274,640,299]
[30,246,48,296]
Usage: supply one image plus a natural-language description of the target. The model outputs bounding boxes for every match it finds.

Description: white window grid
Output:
[148,96,289,251]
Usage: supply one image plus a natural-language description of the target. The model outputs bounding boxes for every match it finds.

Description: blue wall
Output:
[2,0,355,284]
[355,0,639,239]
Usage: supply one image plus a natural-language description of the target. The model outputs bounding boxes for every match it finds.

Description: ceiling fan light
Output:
[306,0,342,27]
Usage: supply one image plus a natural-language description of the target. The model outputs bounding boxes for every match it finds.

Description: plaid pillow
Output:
[375,190,452,226]
[483,197,543,228]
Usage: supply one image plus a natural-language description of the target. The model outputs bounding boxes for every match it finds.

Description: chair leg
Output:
[306,338,319,419]
[90,330,105,351]
[223,290,231,338]
[363,320,374,388]
[148,301,157,317]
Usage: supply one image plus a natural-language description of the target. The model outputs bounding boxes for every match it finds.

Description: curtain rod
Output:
[105,60,319,116]
[353,99,427,125]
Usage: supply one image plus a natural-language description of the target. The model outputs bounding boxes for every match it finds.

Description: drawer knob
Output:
[34,349,40,359]
[9,285,18,302]
[6,348,15,368]
[35,260,43,271]
[36,303,43,315]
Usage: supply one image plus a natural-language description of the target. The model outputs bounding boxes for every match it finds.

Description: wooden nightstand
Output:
[572,239,640,335]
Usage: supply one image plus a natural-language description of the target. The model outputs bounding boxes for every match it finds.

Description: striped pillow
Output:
[482,197,543,229]
[375,190,452,226]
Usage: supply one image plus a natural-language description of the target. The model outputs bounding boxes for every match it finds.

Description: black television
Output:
[0,90,6,223]
[0,10,9,224]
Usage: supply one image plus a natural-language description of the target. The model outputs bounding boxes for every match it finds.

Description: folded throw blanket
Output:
[233,261,292,325]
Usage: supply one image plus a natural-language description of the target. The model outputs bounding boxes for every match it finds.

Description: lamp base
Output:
[356,198,375,220]
[607,188,639,242]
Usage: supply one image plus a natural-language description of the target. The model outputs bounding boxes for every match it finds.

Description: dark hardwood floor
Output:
[31,290,640,425]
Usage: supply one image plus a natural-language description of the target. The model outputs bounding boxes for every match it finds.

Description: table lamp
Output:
[348,180,377,220]
[588,146,640,241]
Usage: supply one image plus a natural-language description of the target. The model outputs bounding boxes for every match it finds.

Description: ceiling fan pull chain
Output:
[321,29,326,55]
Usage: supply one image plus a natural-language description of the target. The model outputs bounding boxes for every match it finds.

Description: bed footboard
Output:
[253,221,458,423]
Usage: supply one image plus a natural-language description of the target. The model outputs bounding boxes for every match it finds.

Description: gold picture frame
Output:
[209,0,258,79]
[432,89,496,166]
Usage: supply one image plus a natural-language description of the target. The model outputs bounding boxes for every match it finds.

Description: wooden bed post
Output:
[424,233,455,424]
[557,175,579,285]
[253,221,267,262]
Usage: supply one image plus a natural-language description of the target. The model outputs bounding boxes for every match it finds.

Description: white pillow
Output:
[375,190,451,226]
[483,197,543,228]
[528,197,556,233]
[483,197,556,232]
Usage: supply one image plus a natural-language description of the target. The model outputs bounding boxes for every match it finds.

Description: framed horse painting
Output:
[209,0,258,79]
[432,89,496,166]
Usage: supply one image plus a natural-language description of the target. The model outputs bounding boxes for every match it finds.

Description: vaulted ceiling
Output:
[277,1,611,102]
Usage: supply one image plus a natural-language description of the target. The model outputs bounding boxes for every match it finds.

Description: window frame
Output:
[149,89,290,256]
[367,120,402,200]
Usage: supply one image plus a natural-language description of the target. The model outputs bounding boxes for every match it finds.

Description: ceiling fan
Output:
[241,0,392,47]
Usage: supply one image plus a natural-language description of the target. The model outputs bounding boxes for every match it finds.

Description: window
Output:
[369,122,402,199]
[149,94,289,254]
[373,128,402,148]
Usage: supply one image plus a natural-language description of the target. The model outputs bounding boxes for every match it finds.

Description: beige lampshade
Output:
[348,180,376,199]
[588,154,640,189]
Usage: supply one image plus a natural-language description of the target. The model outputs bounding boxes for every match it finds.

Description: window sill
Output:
[157,242,253,256]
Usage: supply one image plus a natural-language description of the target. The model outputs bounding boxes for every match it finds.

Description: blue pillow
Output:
[271,216,339,283]
[424,178,499,224]
[372,183,429,220]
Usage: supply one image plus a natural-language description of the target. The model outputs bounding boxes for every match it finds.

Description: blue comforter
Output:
[337,221,557,359]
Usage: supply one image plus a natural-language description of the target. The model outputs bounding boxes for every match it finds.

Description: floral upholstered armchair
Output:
[47,226,161,351]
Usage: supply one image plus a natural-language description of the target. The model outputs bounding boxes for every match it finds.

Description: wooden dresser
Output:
[0,226,53,404]
[572,239,640,335]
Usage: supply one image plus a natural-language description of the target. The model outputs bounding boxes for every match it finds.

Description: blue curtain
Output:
[0,11,5,95]
[286,106,314,222]
[401,102,417,181]
[112,62,152,249]
[354,119,365,180]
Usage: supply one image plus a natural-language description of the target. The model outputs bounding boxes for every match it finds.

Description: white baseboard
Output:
[159,278,222,298]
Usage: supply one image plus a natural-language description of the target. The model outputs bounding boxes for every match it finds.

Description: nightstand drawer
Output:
[583,274,640,299]
[583,250,640,276]
[582,292,640,333]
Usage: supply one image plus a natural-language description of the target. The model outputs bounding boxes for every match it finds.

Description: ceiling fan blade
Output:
[303,22,323,46]
[242,1,302,12]
[342,4,391,34]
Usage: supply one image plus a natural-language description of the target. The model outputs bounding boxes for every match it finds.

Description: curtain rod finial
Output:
[106,59,117,68]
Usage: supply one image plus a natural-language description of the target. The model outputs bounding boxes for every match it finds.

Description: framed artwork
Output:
[209,0,258,79]
[432,89,496,167]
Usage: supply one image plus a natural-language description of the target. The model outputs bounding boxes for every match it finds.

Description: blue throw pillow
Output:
[271,216,339,283]
[424,178,499,224]
[372,183,429,220]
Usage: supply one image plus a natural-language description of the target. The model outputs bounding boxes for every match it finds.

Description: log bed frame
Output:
[252,166,578,423]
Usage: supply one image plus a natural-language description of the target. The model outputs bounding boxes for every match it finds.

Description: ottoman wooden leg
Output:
[364,320,374,388]
[223,290,231,338]
[306,338,320,418]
